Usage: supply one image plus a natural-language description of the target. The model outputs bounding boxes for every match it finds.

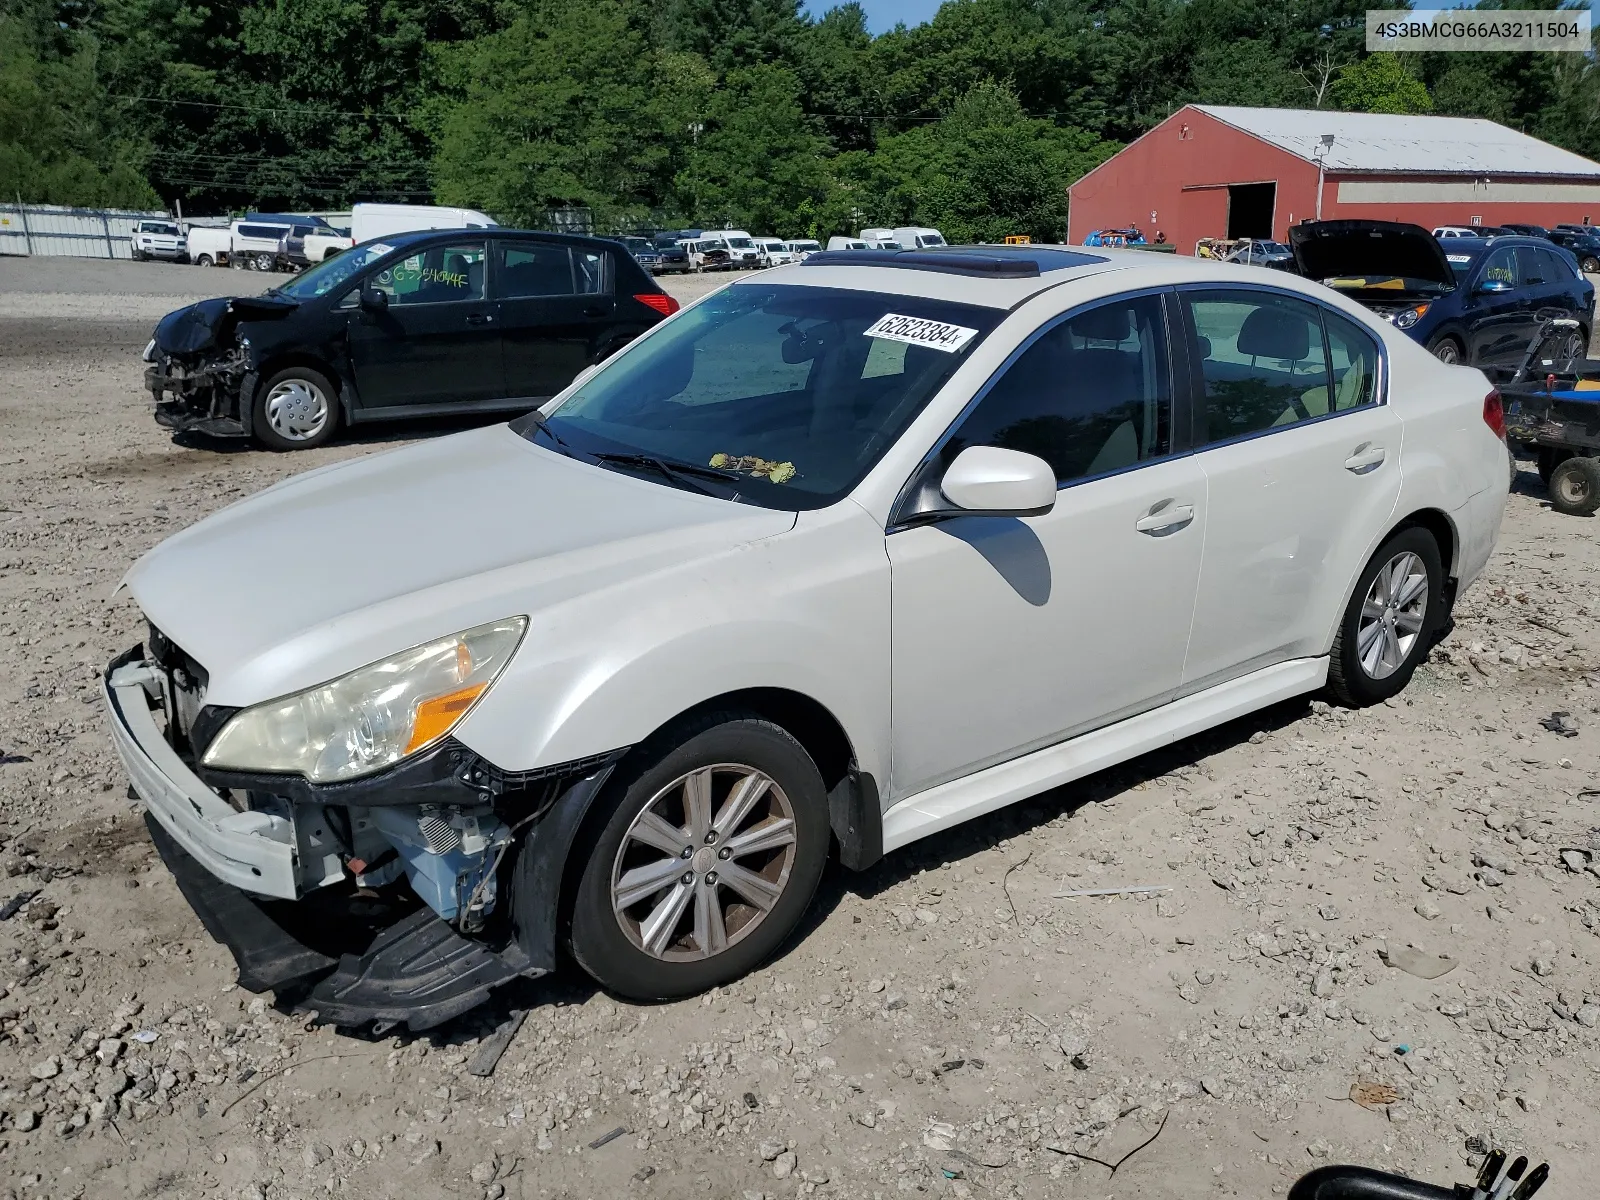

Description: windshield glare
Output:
[529,284,1001,509]
[276,242,396,299]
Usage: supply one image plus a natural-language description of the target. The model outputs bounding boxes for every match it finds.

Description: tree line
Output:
[3,0,1599,242]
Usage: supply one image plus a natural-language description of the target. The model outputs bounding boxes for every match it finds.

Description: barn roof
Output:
[1194,105,1600,178]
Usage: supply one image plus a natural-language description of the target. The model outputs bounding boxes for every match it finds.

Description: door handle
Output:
[1344,442,1386,474]
[466,313,493,326]
[1134,502,1195,535]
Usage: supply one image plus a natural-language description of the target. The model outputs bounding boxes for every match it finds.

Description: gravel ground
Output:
[2,257,1599,1200]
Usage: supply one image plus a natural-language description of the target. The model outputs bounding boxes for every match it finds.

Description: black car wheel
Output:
[1547,456,1600,516]
[1582,256,1599,274]
[1428,335,1465,365]
[1557,329,1588,371]
[567,713,829,1000]
[1327,527,1443,707]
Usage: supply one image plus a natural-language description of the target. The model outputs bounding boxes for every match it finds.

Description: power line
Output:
[111,94,414,122]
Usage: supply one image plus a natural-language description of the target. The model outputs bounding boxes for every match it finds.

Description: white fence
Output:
[0,202,171,259]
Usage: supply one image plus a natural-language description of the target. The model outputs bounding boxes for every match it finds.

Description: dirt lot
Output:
[1,256,1599,1200]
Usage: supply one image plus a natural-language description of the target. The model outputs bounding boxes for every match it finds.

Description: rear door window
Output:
[1321,310,1381,413]
[1184,290,1331,443]
[497,242,577,298]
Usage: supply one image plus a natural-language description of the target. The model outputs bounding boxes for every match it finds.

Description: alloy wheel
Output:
[263,378,330,442]
[610,763,797,962]
[1356,551,1428,680]
[1432,340,1461,364]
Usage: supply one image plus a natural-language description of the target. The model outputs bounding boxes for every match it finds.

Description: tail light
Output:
[634,292,679,316]
[1483,388,1506,439]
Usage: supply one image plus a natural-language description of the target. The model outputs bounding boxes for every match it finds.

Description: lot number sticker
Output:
[864,313,979,353]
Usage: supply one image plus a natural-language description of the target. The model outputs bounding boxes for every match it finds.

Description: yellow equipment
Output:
[1003,235,1031,244]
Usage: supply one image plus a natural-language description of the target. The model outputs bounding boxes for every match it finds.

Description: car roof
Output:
[750,244,1342,310]
[353,227,623,251]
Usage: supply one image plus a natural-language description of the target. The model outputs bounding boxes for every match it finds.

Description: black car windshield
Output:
[275,241,397,299]
[525,284,1002,509]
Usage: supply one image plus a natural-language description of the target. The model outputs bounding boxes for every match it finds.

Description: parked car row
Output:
[110,241,1509,1027]
[613,227,945,274]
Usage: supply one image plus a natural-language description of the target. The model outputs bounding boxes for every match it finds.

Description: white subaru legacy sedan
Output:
[104,246,1508,1028]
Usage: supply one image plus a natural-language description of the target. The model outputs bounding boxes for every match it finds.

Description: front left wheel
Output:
[568,715,829,1000]
[251,366,340,450]
[1327,527,1443,707]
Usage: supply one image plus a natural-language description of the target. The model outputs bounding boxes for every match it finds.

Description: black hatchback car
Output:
[143,229,678,450]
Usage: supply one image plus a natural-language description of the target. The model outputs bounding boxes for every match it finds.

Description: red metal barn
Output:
[1068,105,1600,252]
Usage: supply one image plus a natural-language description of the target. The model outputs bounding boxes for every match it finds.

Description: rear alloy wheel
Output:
[1556,330,1588,372]
[1547,455,1600,516]
[1328,528,1442,706]
[195,254,214,268]
[251,366,339,451]
[1428,335,1464,365]
[569,715,828,1000]
[254,252,275,272]
[1582,256,1600,274]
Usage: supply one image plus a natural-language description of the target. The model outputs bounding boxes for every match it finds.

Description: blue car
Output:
[1290,220,1593,372]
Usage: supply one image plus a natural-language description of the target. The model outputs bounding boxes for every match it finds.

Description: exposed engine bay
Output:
[143,295,298,437]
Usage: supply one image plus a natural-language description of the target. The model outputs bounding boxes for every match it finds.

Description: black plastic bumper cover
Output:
[147,813,542,1031]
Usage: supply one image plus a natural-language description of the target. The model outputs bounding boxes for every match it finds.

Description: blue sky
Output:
[803,0,944,33]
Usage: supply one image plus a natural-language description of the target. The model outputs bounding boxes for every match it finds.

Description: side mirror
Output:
[360,287,389,312]
[1475,278,1514,295]
[939,446,1056,517]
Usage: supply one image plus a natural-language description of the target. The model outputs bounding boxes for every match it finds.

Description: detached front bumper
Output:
[104,652,298,899]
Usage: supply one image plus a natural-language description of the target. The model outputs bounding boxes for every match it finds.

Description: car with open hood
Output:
[1290,220,1592,372]
[107,244,1508,1031]
[142,228,675,450]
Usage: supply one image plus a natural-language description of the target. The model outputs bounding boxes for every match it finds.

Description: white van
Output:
[893,226,946,250]
[756,238,795,266]
[229,219,292,271]
[350,203,497,244]
[785,239,822,259]
[859,227,895,246]
[184,225,231,268]
[826,236,870,251]
[720,229,761,269]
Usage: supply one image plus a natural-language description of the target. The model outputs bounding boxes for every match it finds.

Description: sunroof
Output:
[799,247,1108,278]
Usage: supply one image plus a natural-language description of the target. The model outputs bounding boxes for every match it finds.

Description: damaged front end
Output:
[103,630,621,1032]
[144,296,296,438]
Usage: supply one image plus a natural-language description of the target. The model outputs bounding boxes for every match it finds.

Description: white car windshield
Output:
[918,234,946,247]
[276,242,397,299]
[521,284,1001,509]
[727,238,754,249]
[145,223,179,236]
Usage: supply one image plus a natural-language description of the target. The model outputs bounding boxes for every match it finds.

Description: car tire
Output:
[1327,527,1443,707]
[254,252,275,272]
[230,256,245,269]
[1509,444,1519,491]
[250,366,340,451]
[195,254,214,268]
[1427,335,1465,365]
[131,248,145,261]
[567,713,829,1001]
[1547,455,1600,516]
[1581,256,1599,274]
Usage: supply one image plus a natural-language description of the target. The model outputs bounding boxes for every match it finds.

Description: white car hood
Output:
[127,424,797,706]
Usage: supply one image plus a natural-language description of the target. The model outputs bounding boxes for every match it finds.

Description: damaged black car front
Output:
[144,294,298,438]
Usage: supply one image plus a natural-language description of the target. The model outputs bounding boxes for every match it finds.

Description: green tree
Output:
[431,0,673,225]
[0,6,160,207]
[675,63,832,231]
[1329,51,1431,114]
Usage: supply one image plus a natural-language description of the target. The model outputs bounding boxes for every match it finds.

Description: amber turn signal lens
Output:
[405,682,487,753]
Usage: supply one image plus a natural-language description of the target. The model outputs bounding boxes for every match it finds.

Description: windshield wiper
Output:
[589,451,736,497]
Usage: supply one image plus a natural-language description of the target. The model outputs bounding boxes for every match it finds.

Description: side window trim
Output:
[1174,281,1388,455]
[887,285,1185,531]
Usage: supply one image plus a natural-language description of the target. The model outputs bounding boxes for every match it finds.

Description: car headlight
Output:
[142,339,157,363]
[1392,304,1429,329]
[202,617,526,782]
